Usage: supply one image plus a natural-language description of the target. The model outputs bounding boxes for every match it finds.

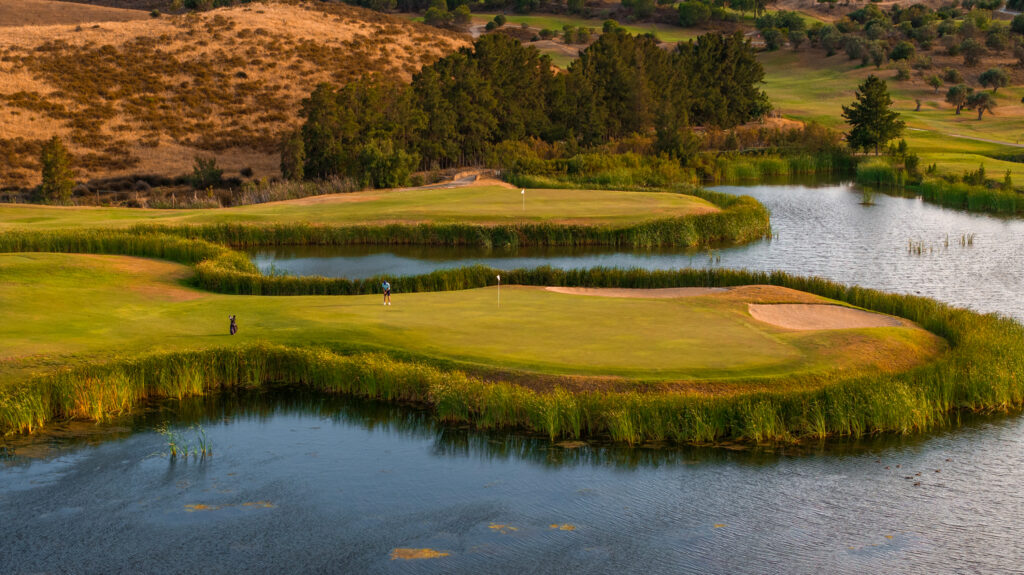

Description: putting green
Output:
[0,184,717,231]
[0,253,944,389]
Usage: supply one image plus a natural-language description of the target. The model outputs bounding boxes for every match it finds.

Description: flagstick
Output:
[521,188,525,212]
[497,274,501,308]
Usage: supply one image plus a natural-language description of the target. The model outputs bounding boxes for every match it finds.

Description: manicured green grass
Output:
[759,50,1024,178]
[0,254,935,388]
[0,184,718,231]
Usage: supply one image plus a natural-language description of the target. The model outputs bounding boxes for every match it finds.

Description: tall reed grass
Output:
[0,229,258,274]
[855,161,1023,215]
[710,152,855,183]
[506,151,854,188]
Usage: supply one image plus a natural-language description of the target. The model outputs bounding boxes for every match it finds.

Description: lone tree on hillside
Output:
[967,91,997,119]
[945,84,973,114]
[842,75,905,155]
[979,67,1009,93]
[927,74,943,93]
[37,136,74,204]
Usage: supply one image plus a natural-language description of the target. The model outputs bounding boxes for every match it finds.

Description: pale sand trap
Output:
[545,287,728,298]
[748,304,904,331]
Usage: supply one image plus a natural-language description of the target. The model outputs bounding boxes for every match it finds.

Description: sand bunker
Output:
[748,304,904,331]
[545,287,729,298]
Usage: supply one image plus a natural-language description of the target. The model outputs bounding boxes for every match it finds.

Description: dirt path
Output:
[748,304,905,331]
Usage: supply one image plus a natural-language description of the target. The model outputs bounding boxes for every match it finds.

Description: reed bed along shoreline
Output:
[855,159,1024,215]
[1,243,1021,444]
[505,152,855,190]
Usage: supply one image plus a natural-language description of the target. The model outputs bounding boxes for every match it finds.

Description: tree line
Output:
[285,27,770,186]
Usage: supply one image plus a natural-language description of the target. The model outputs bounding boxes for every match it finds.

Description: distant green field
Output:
[0,184,717,231]
[759,50,1024,178]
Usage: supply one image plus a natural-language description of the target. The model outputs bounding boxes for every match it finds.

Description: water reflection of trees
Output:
[6,387,977,469]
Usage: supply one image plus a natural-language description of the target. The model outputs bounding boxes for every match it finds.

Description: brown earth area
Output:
[0,0,150,27]
[748,303,907,330]
[0,0,468,188]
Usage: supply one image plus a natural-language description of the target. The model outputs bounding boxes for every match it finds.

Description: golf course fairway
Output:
[0,252,952,442]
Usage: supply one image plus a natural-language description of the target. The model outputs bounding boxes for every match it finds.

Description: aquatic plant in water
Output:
[155,423,212,459]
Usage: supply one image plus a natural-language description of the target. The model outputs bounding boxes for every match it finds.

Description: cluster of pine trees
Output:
[284,27,770,186]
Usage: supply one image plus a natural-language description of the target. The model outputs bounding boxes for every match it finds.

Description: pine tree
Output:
[38,136,74,204]
[842,75,905,155]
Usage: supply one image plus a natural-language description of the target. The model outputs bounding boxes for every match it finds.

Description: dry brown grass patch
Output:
[0,1,468,187]
[0,0,150,27]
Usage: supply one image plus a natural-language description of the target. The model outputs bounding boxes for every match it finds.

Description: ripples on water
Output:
[4,183,1024,573]
[250,182,1024,320]
[2,392,1023,573]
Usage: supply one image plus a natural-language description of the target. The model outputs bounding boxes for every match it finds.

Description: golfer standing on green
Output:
[382,280,391,306]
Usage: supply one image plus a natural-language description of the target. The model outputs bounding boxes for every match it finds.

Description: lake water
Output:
[4,183,1024,573]
[250,182,1024,320]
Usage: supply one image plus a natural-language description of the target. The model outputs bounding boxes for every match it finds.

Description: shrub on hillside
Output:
[889,41,915,61]
[190,156,223,189]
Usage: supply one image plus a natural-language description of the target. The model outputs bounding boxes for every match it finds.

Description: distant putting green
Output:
[0,183,718,231]
[0,253,943,390]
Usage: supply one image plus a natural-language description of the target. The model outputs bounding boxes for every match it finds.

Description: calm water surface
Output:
[4,183,1024,573]
[3,391,1023,574]
[250,183,1024,320]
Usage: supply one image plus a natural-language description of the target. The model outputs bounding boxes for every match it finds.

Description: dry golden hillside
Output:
[0,0,151,27]
[0,0,468,188]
